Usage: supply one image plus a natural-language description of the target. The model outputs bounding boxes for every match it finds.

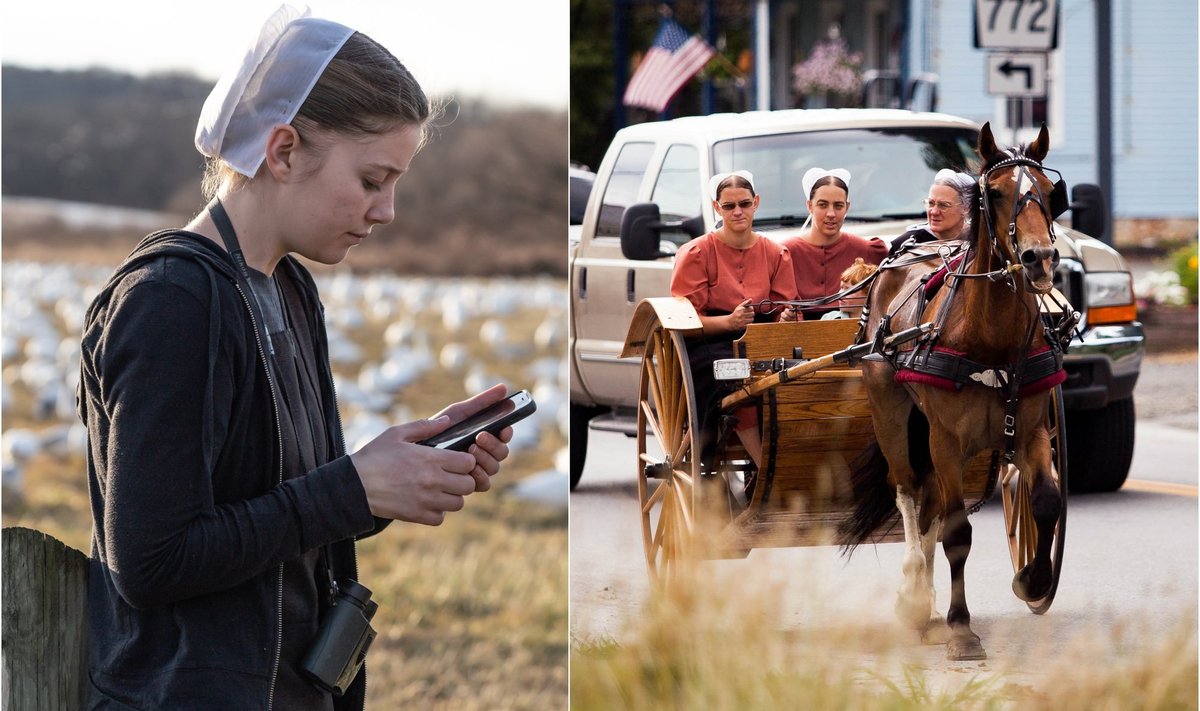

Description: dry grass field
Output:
[1,241,568,708]
[570,564,1198,710]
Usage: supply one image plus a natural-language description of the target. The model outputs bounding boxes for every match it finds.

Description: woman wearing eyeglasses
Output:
[670,170,798,471]
[889,169,976,255]
[780,167,887,319]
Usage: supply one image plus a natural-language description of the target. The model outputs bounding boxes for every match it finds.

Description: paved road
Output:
[570,351,1197,688]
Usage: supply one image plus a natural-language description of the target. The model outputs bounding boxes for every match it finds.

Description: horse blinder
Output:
[1048,178,1070,219]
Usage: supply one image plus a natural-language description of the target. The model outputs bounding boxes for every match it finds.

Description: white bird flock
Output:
[1,261,569,510]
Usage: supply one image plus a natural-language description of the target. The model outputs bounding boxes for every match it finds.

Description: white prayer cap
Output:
[933,168,975,192]
[195,5,355,177]
[708,170,755,201]
[802,167,852,198]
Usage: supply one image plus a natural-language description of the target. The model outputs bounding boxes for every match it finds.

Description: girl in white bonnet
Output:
[79,6,513,709]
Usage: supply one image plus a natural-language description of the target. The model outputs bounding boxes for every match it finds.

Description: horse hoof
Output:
[920,617,950,645]
[1012,564,1052,602]
[946,635,987,661]
[894,596,931,631]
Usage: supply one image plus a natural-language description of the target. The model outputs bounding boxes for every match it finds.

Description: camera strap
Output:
[206,198,340,607]
[207,198,276,356]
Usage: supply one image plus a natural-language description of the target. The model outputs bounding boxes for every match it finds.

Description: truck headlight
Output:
[1086,272,1137,325]
[713,359,750,381]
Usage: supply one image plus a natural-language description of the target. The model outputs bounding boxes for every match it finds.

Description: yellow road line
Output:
[1123,479,1198,497]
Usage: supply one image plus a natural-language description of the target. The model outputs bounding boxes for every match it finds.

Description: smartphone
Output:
[418,390,536,452]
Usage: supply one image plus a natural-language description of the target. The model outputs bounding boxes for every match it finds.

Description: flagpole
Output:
[614,0,629,131]
[754,0,770,111]
[702,0,715,115]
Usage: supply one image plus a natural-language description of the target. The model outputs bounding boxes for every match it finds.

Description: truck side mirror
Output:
[620,203,703,260]
[1069,183,1109,243]
[620,204,669,260]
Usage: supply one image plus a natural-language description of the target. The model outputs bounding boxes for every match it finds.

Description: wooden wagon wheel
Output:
[1000,385,1068,614]
[636,325,705,586]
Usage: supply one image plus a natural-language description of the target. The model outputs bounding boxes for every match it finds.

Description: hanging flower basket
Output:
[792,37,864,108]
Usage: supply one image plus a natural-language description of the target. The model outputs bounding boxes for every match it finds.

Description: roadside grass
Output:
[2,271,568,710]
[570,562,1198,711]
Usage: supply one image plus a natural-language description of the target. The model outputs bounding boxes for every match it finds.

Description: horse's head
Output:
[977,122,1064,294]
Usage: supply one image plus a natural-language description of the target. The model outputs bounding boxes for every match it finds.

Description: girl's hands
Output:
[351,384,514,525]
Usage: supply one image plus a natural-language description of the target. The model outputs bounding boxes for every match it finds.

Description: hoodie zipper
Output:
[315,299,367,705]
[231,279,286,711]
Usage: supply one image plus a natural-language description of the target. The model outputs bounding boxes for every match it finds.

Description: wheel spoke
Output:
[653,491,669,555]
[1000,462,1018,487]
[1005,486,1018,538]
[643,479,667,514]
[661,492,674,567]
[1020,478,1036,565]
[674,468,694,489]
[647,335,668,423]
[672,435,692,467]
[675,479,694,534]
[669,386,688,453]
[641,401,668,449]
[658,332,679,440]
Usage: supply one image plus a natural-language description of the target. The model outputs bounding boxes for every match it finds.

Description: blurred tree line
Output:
[570,0,755,173]
[1,66,567,276]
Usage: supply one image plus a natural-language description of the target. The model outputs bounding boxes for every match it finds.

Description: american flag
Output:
[623,17,715,113]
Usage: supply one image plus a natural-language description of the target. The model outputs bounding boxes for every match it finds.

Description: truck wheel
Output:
[570,404,598,490]
[1065,397,1135,493]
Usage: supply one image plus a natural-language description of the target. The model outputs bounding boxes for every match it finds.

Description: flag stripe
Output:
[623,19,715,113]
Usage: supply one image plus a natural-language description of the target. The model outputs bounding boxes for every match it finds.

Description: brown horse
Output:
[841,122,1066,661]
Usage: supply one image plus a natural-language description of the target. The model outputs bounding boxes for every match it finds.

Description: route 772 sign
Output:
[975,0,1059,51]
[986,53,1047,97]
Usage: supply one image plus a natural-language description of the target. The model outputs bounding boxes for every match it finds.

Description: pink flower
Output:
[792,38,864,97]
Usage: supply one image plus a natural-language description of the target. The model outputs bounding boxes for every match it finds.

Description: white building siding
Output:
[1056,0,1097,185]
[1111,0,1197,218]
[908,0,1197,221]
[920,1,991,126]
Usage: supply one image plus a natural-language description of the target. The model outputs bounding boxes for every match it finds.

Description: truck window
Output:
[596,142,655,238]
[712,127,978,223]
[651,145,702,246]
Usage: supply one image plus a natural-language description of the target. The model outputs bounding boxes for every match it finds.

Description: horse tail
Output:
[838,438,895,554]
[839,406,933,554]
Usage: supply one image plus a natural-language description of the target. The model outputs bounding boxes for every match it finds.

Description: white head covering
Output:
[801,167,852,199]
[195,5,355,177]
[708,170,755,201]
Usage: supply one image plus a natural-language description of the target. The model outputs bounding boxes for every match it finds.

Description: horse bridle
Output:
[977,151,1069,291]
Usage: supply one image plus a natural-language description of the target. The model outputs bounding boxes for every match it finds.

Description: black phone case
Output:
[419,392,536,451]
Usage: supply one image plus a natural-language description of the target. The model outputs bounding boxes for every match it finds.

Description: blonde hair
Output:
[840,257,877,285]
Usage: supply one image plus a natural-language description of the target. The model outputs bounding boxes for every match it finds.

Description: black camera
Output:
[301,580,378,696]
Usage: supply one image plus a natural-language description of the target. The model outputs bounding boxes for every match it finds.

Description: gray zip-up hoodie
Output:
[79,230,383,710]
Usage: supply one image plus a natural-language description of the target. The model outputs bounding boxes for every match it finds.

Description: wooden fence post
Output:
[2,527,89,711]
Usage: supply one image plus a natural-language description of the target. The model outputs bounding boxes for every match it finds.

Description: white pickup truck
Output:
[569,108,1144,493]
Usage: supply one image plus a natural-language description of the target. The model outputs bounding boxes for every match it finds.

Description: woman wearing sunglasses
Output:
[889,168,976,255]
[781,167,887,319]
[669,170,798,472]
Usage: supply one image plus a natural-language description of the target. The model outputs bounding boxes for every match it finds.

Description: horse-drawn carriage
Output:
[619,123,1074,661]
